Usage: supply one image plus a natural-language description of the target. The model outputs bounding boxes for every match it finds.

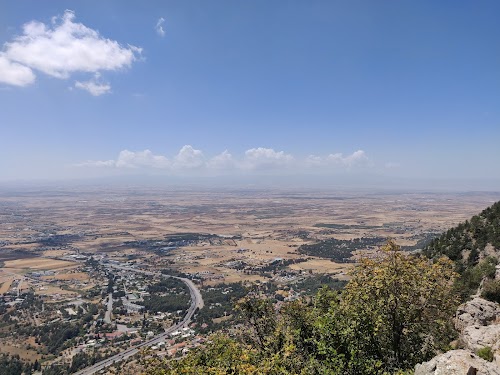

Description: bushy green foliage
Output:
[142,294,190,314]
[69,351,103,372]
[147,241,459,375]
[481,279,500,304]
[0,353,35,375]
[146,335,262,375]
[477,346,494,362]
[148,278,188,294]
[32,321,81,354]
[454,256,498,301]
[292,274,346,294]
[141,278,191,314]
[316,241,458,373]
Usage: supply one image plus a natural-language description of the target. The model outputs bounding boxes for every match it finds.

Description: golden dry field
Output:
[3,258,77,271]
[1,187,499,282]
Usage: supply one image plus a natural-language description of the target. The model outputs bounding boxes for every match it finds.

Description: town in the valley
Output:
[1,187,499,374]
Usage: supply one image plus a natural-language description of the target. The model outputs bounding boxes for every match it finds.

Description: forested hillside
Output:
[423,201,500,265]
[423,201,500,302]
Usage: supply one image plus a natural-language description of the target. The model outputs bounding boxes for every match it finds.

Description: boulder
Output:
[462,324,500,352]
[415,349,500,375]
[455,298,500,332]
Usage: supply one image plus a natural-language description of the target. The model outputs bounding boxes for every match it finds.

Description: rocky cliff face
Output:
[415,297,500,374]
[455,297,500,332]
[415,350,500,375]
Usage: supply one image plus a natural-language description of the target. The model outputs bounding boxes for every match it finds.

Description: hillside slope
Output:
[423,201,500,266]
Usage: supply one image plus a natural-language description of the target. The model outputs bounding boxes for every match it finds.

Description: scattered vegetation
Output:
[292,274,346,294]
[454,256,498,301]
[477,346,494,362]
[313,223,380,230]
[298,237,386,262]
[195,282,247,333]
[481,279,500,304]
[140,278,190,314]
[147,241,459,374]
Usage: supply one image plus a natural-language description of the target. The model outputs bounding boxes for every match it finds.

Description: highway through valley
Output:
[74,264,203,375]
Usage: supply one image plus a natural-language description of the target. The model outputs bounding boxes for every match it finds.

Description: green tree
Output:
[331,240,459,372]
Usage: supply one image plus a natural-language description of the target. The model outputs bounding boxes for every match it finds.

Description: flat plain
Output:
[1,187,499,284]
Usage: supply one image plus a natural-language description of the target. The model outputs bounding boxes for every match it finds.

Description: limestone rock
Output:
[415,349,500,375]
[455,298,500,332]
[462,324,500,352]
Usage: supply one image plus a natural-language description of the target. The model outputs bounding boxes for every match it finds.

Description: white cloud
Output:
[74,73,111,96]
[115,149,170,169]
[155,17,165,37]
[0,54,35,86]
[207,150,235,170]
[304,155,324,167]
[335,149,369,167]
[172,145,204,169]
[75,159,115,168]
[306,150,370,168]
[243,147,294,170]
[76,146,373,175]
[0,10,140,94]
[5,10,140,78]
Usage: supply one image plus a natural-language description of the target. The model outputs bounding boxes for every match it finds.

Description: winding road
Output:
[73,264,203,375]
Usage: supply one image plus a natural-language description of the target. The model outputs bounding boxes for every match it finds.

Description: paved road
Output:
[103,293,113,324]
[74,265,203,375]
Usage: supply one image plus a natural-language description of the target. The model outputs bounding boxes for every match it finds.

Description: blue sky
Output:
[0,1,499,189]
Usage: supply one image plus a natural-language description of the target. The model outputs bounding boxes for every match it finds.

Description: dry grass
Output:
[3,258,77,271]
[0,340,42,362]
[0,279,13,294]
[1,189,499,283]
[42,272,89,281]
[289,259,353,277]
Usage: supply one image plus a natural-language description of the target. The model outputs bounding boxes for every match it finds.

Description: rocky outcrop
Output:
[416,297,500,373]
[455,297,500,332]
[462,324,500,353]
[414,349,500,375]
[454,297,500,366]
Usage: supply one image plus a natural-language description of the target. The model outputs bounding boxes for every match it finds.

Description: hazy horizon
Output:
[1,174,500,194]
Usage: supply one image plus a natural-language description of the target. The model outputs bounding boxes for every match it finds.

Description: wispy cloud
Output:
[0,10,141,94]
[74,73,111,96]
[155,17,165,37]
[305,150,370,168]
[76,146,373,175]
